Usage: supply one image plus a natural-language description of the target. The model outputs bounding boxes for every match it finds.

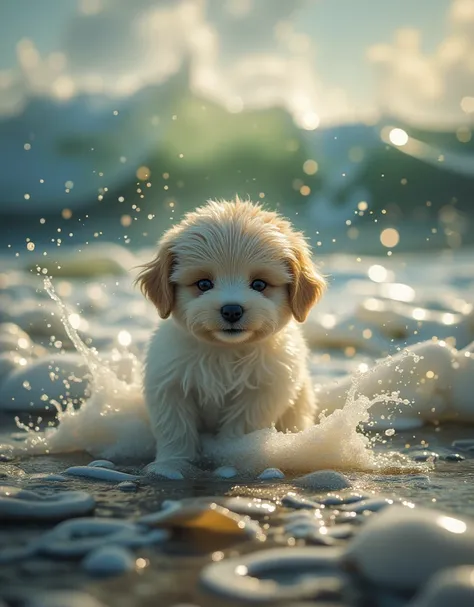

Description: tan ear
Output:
[288,242,326,323]
[135,240,175,319]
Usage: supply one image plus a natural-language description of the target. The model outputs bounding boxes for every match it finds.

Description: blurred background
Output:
[1,0,473,255]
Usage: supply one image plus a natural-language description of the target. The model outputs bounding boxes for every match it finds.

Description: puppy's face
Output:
[137,200,325,346]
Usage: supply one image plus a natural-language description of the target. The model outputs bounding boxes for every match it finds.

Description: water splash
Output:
[15,279,426,474]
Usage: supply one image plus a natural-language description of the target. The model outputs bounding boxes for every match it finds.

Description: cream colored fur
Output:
[137,199,326,477]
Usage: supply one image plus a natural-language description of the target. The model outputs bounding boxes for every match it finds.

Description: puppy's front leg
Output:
[145,386,199,478]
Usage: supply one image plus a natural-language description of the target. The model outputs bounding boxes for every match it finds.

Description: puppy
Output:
[137,198,326,476]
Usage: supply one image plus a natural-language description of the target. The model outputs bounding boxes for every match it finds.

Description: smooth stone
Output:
[35,518,169,557]
[224,497,276,516]
[138,501,264,540]
[293,471,351,491]
[282,493,323,510]
[82,545,135,577]
[409,566,474,607]
[0,353,89,411]
[88,460,116,470]
[213,466,238,479]
[0,486,95,521]
[118,481,138,492]
[258,468,285,480]
[344,505,474,591]
[284,519,334,545]
[64,466,139,482]
[321,493,367,506]
[340,497,398,514]
[200,546,345,602]
[444,453,465,462]
[325,524,356,540]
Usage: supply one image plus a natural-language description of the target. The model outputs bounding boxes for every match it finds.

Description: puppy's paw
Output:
[144,461,185,480]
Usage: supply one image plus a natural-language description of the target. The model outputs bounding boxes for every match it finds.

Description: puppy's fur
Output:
[137,199,326,475]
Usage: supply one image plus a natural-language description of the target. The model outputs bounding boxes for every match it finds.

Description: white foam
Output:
[10,275,474,476]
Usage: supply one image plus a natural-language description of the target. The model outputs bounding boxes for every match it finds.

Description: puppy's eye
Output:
[250,279,267,292]
[196,279,214,292]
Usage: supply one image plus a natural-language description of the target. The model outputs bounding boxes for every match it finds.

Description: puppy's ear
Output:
[288,238,326,323]
[135,239,175,319]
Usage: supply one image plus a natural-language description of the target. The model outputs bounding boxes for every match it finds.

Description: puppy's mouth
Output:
[214,328,252,343]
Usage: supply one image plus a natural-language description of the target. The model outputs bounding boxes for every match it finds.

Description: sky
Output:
[1,0,471,129]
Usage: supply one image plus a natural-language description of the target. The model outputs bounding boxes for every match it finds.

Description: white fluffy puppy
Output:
[137,199,326,476]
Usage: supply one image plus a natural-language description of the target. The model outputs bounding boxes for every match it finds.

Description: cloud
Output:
[367,0,474,127]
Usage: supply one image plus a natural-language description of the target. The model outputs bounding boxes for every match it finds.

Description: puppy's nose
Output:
[220,304,244,323]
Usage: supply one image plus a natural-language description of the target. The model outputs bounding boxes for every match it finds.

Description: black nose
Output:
[220,304,244,323]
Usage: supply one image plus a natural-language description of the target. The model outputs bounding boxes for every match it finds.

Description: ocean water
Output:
[1,241,474,604]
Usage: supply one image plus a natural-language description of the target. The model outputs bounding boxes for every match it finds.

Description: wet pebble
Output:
[409,566,474,607]
[224,496,276,516]
[88,460,116,469]
[258,467,285,480]
[118,481,138,492]
[340,497,403,514]
[213,466,238,479]
[0,486,95,521]
[35,517,169,557]
[444,453,466,462]
[344,505,474,591]
[281,492,323,510]
[324,523,356,540]
[293,470,351,491]
[200,546,345,602]
[64,466,139,482]
[321,493,367,506]
[82,545,135,577]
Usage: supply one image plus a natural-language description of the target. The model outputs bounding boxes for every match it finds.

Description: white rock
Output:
[345,506,474,591]
[0,486,95,521]
[82,545,135,577]
[409,567,474,607]
[258,467,285,480]
[87,460,116,469]
[293,470,351,491]
[64,466,139,482]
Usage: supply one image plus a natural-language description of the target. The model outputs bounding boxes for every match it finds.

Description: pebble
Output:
[340,497,399,514]
[258,467,285,480]
[82,545,135,577]
[0,486,95,521]
[444,453,466,462]
[63,466,139,482]
[321,493,367,506]
[213,466,238,479]
[118,481,138,492]
[292,470,351,491]
[88,460,116,469]
[200,546,345,602]
[281,492,323,510]
[409,566,474,607]
[344,505,474,591]
[35,517,169,557]
[224,497,276,516]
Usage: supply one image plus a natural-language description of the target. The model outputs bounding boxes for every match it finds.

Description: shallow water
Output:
[1,244,474,605]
